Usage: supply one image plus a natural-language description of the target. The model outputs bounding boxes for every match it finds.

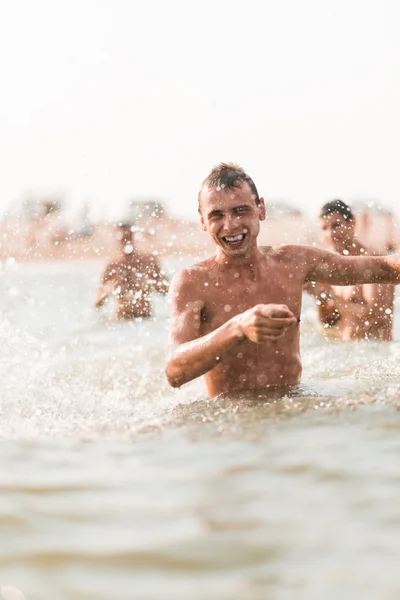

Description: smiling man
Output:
[304,200,395,340]
[165,163,400,398]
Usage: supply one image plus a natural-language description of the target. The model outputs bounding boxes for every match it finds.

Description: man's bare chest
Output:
[114,264,151,288]
[331,283,368,304]
[201,273,302,331]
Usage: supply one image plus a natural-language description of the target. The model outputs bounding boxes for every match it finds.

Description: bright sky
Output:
[1,0,399,222]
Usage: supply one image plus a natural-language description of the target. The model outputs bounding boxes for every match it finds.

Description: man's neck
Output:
[120,249,139,261]
[214,246,264,274]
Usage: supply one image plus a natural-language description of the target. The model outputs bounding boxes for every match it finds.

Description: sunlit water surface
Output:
[1,258,400,600]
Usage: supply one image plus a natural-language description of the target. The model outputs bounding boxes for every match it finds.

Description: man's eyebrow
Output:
[207,208,223,218]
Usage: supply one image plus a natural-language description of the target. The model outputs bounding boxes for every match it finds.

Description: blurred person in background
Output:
[304,200,395,340]
[95,223,169,320]
[383,209,397,254]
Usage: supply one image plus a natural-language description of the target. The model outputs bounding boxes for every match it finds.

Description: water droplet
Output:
[123,244,133,254]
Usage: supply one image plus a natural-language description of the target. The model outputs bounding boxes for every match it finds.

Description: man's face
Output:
[198,182,266,258]
[320,212,355,252]
[116,227,134,252]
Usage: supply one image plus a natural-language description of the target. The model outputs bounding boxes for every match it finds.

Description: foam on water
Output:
[2,261,400,599]
[0,316,199,441]
[0,258,207,440]
[0,261,400,442]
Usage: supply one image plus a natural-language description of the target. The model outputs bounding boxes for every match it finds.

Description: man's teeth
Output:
[224,234,245,244]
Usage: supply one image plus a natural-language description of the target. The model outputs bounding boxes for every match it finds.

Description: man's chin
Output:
[220,244,248,258]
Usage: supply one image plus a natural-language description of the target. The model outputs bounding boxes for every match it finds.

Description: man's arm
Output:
[151,256,169,295]
[303,281,341,326]
[305,248,400,286]
[95,263,115,308]
[165,270,297,388]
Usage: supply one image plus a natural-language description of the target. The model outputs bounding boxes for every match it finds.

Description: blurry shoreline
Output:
[0,201,398,263]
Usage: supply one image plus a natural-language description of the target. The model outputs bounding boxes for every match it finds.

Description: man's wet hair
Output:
[320,199,354,222]
[198,162,260,207]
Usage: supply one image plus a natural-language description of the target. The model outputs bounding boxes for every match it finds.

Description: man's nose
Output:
[223,213,240,230]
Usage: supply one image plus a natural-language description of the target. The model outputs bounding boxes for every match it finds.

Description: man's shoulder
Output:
[173,256,214,278]
[260,244,314,261]
[137,251,168,273]
[103,259,121,274]
[132,250,157,264]
[169,256,215,293]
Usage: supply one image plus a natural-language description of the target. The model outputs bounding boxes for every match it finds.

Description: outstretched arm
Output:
[165,271,297,388]
[305,248,400,286]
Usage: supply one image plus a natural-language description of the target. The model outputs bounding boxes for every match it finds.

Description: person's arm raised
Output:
[303,281,341,326]
[95,263,116,308]
[148,255,169,295]
[165,270,297,388]
[305,248,400,286]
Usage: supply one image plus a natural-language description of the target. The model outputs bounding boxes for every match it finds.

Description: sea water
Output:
[1,258,400,600]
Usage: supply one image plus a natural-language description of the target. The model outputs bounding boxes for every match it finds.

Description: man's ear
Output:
[258,197,266,221]
[198,208,207,231]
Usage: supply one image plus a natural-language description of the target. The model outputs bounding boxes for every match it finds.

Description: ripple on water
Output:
[1,265,400,598]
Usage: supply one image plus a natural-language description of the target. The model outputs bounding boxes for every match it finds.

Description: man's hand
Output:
[236,304,297,342]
